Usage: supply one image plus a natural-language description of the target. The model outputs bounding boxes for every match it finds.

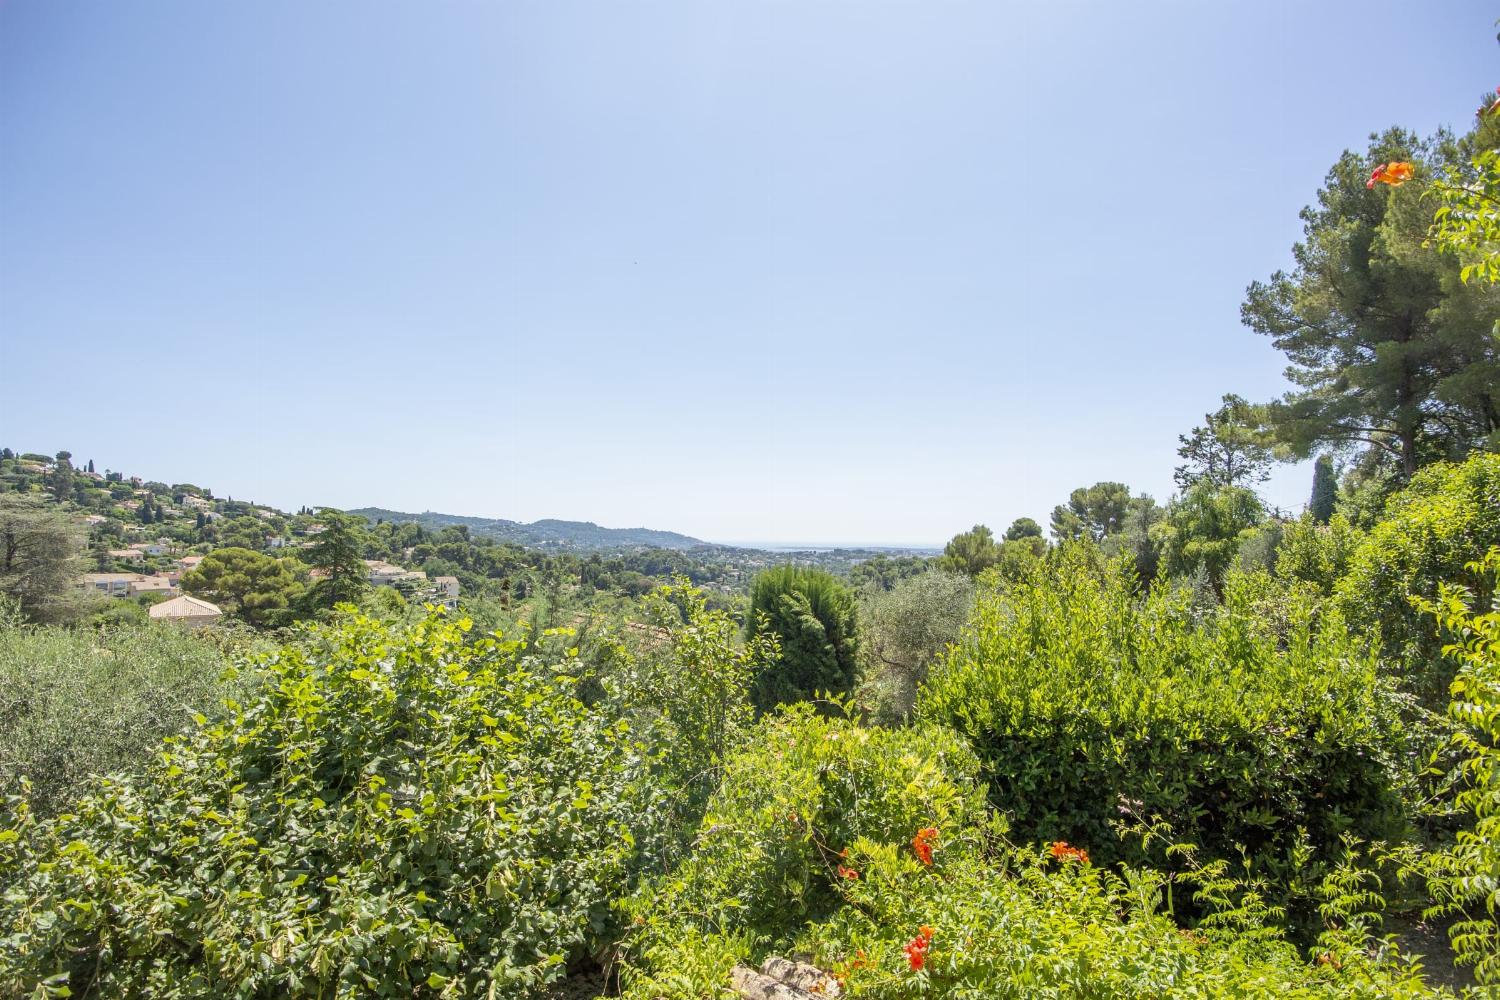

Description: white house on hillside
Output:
[80,573,140,598]
[129,575,177,598]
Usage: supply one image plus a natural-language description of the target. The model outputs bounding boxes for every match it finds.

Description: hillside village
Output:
[2,449,460,624]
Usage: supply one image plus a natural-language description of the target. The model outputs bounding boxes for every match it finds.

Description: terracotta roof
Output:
[148,595,223,620]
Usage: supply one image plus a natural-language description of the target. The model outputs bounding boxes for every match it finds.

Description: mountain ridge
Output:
[349,506,706,551]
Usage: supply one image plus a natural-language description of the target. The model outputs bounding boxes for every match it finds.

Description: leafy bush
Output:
[1337,453,1500,701]
[617,706,985,999]
[1152,481,1265,589]
[800,836,1443,998]
[618,702,1445,999]
[858,570,974,724]
[917,547,1417,929]
[1278,512,1364,595]
[747,566,859,712]
[1416,550,1500,984]
[1235,518,1284,575]
[603,582,775,850]
[0,611,661,998]
[0,620,244,817]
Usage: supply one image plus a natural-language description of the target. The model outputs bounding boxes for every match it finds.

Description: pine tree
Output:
[304,510,368,610]
[49,461,72,501]
[1242,127,1499,480]
[1174,394,1279,490]
[1309,455,1337,524]
[0,494,86,623]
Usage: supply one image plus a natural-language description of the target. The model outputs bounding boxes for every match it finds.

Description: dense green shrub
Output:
[617,706,985,999]
[917,547,1417,928]
[858,570,974,723]
[1235,518,1285,576]
[1337,453,1500,700]
[603,582,775,852]
[0,611,661,998]
[1152,481,1265,589]
[747,566,859,711]
[800,837,1444,998]
[0,620,245,817]
[618,703,1445,999]
[1416,550,1500,985]
[1278,512,1364,595]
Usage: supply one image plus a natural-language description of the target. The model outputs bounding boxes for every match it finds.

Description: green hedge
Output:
[916,548,1417,927]
[0,611,660,999]
[1336,453,1500,701]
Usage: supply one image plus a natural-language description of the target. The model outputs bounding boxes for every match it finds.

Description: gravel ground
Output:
[1390,916,1474,993]
[539,968,612,1000]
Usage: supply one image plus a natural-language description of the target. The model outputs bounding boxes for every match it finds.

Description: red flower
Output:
[1366,161,1414,190]
[1049,840,1090,864]
[837,864,860,880]
[903,927,934,971]
[911,826,939,866]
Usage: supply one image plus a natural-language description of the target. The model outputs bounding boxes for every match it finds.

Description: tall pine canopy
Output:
[1242,126,1500,481]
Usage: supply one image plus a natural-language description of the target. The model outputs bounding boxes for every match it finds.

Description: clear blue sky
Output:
[2,2,1494,545]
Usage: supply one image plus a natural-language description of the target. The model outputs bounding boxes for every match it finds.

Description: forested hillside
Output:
[349,507,706,550]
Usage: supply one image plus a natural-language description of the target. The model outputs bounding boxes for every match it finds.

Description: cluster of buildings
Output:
[103,539,173,562]
[77,561,224,627]
[79,551,203,601]
[76,553,459,624]
[362,560,460,610]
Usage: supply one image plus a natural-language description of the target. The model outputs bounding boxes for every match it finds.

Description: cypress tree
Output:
[1309,455,1337,524]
